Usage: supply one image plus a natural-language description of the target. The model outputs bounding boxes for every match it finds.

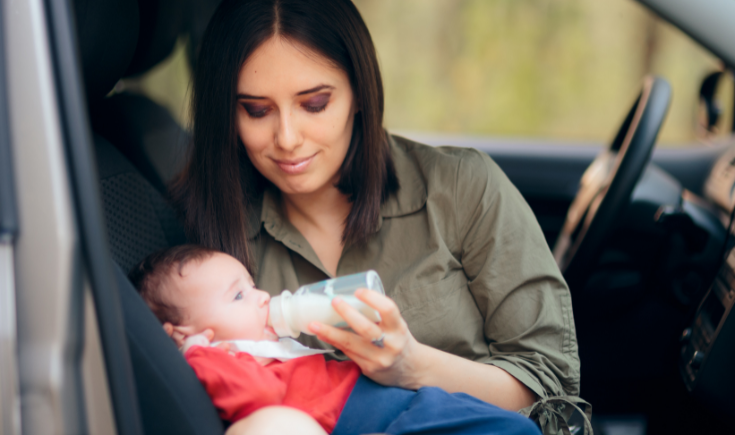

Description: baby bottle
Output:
[267,270,384,338]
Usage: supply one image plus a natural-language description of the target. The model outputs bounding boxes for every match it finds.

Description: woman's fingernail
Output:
[309,322,321,333]
[332,297,343,306]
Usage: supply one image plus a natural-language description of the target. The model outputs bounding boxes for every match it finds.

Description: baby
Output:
[130,244,542,435]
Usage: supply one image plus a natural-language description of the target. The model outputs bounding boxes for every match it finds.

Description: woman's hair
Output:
[129,244,220,325]
[170,0,399,273]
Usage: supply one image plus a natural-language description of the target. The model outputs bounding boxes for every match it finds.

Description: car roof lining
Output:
[638,0,735,68]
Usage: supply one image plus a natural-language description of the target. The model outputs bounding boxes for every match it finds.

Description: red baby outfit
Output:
[184,346,361,432]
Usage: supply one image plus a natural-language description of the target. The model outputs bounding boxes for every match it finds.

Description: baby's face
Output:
[167,252,278,342]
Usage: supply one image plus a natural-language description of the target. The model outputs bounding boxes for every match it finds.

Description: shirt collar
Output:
[379,134,427,218]
[245,186,281,241]
[247,133,428,240]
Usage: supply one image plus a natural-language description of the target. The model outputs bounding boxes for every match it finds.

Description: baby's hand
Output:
[180,329,232,354]
[181,329,214,354]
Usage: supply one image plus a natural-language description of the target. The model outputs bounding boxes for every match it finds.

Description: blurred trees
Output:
[354,0,733,145]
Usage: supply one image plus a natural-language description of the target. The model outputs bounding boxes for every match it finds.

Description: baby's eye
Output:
[234,291,243,301]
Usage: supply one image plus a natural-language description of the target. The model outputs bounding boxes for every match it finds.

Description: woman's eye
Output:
[234,291,243,301]
[241,103,269,118]
[303,103,327,113]
[303,94,330,114]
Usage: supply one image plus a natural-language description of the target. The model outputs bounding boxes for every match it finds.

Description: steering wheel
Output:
[552,76,671,291]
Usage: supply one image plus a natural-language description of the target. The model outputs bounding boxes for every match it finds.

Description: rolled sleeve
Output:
[456,150,580,398]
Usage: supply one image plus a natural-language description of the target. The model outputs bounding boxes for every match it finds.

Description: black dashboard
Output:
[679,142,735,426]
[704,144,735,221]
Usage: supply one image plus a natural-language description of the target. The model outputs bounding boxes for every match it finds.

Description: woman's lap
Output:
[333,375,541,435]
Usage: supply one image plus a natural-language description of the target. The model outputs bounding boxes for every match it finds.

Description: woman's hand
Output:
[308,289,428,390]
[308,289,536,410]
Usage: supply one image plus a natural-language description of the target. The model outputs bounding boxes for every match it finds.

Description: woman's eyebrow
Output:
[237,84,334,100]
[296,84,334,95]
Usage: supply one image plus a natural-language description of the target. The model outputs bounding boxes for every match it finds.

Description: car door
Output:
[5,0,141,433]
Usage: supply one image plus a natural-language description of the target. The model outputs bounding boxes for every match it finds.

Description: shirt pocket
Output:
[391,272,486,356]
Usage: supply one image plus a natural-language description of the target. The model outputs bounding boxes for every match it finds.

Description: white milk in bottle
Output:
[267,271,384,338]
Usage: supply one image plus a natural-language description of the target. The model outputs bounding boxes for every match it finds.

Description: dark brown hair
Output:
[129,244,219,325]
[170,0,399,273]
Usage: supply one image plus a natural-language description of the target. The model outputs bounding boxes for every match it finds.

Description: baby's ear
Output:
[163,322,196,348]
[162,322,175,337]
[169,323,199,336]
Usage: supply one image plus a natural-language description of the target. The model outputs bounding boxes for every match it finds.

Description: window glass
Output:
[125,39,192,127]
[354,0,732,147]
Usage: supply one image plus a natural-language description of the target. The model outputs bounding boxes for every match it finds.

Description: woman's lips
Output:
[273,154,316,175]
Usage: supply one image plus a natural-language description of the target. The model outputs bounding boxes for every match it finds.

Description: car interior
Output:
[75,0,226,433]
[4,0,735,434]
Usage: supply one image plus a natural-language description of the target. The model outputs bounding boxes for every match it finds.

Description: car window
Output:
[125,0,733,148]
[355,0,733,147]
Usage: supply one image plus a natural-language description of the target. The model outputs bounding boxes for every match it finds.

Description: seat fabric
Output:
[95,134,186,272]
[92,92,189,196]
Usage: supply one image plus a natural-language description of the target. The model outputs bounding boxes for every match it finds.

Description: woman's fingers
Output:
[312,289,409,356]
[329,288,404,338]
[309,321,394,367]
[309,321,377,353]
[310,322,413,386]
[330,296,383,341]
[307,290,422,388]
[354,288,404,331]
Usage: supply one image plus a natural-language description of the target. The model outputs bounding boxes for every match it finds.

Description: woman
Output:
[171,0,585,433]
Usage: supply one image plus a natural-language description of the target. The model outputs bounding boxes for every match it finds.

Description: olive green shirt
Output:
[248,134,581,401]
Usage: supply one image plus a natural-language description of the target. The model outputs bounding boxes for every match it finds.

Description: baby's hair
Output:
[129,244,221,325]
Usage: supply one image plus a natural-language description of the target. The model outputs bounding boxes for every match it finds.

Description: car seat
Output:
[87,0,191,195]
[95,135,187,272]
[74,0,225,432]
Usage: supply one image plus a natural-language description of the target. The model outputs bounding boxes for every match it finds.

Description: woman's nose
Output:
[275,109,302,152]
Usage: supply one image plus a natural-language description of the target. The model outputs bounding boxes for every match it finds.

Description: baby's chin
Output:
[262,326,280,342]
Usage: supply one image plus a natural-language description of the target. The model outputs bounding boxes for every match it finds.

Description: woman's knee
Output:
[225,406,327,435]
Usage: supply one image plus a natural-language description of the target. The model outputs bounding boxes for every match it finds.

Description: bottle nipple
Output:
[268,291,299,338]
